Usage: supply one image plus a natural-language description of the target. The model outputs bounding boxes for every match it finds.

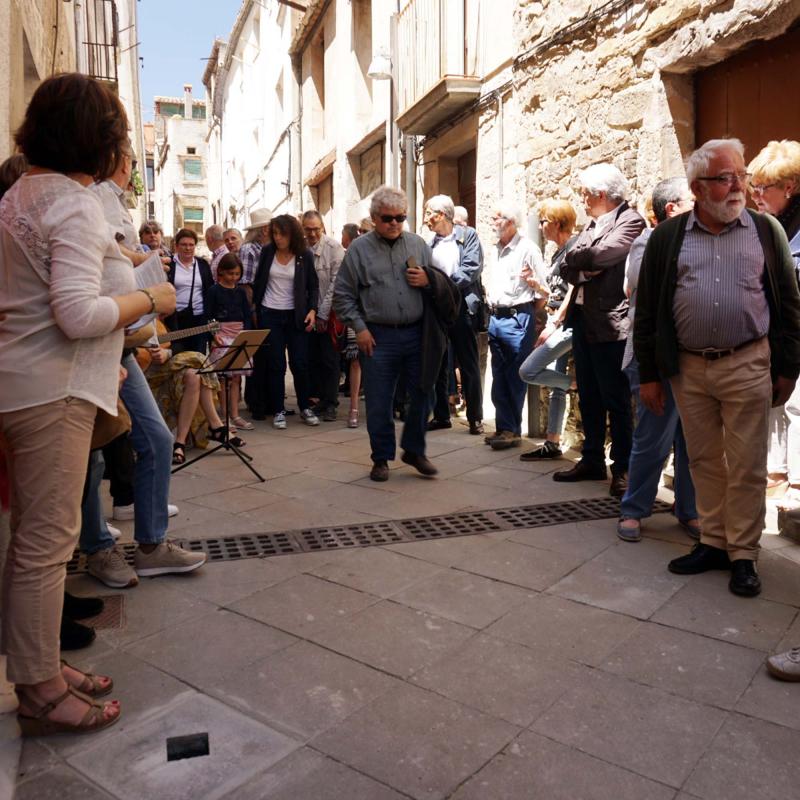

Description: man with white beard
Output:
[635,138,800,597]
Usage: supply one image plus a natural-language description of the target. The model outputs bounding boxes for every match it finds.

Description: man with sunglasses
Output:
[334,186,444,482]
[635,138,800,597]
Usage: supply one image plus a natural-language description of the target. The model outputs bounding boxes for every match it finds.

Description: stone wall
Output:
[0,0,76,160]
[473,0,800,223]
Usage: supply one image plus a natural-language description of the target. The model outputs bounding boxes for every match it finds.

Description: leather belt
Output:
[680,337,761,361]
[490,302,534,319]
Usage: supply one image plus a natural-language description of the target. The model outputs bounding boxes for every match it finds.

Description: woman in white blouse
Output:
[0,73,175,736]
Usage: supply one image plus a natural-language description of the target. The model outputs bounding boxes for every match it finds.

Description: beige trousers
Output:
[0,397,95,684]
[670,338,772,561]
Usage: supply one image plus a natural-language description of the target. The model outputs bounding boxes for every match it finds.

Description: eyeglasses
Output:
[379,214,407,224]
[141,226,161,234]
[749,182,779,195]
[696,172,750,188]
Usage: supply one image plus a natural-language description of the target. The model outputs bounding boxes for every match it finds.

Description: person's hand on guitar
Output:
[148,345,170,366]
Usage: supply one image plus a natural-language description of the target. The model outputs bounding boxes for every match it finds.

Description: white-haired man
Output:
[223,227,242,254]
[424,194,485,434]
[205,224,228,279]
[636,138,800,597]
[334,186,458,481]
[454,206,469,226]
[485,201,547,449]
[555,163,645,496]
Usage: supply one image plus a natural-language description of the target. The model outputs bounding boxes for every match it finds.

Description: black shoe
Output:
[729,559,761,597]
[60,616,96,651]
[401,451,438,476]
[609,473,628,498]
[469,421,485,435]
[370,461,389,482]
[250,412,266,421]
[427,418,452,431]
[553,462,607,482]
[668,543,731,575]
[63,591,104,620]
[520,441,563,461]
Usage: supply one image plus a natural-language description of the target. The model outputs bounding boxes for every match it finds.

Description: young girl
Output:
[206,253,254,429]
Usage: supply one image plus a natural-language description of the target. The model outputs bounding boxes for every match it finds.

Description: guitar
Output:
[134,319,220,372]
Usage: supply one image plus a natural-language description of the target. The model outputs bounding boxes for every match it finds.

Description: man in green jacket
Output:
[635,138,800,597]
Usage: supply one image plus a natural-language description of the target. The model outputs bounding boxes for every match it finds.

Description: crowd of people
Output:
[2,72,800,738]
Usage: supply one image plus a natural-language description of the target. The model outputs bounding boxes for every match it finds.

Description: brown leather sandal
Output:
[60,658,113,697]
[17,686,121,737]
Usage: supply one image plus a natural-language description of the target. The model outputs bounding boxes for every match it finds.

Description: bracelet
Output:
[138,288,156,314]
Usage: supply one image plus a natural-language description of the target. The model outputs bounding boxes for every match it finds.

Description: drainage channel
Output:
[66,498,671,575]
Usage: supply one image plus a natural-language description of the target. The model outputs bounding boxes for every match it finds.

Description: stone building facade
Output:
[152,87,209,239]
[463,0,800,245]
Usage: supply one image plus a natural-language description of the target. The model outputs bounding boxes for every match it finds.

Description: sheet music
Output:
[127,253,169,332]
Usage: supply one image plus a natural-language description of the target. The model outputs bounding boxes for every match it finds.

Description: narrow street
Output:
[9,403,800,800]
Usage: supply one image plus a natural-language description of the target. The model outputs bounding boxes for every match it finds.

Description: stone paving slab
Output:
[9,400,800,800]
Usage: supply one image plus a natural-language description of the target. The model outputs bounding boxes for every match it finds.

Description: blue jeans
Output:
[620,358,697,522]
[80,450,116,555]
[362,323,430,462]
[489,310,537,435]
[81,354,173,553]
[518,325,573,436]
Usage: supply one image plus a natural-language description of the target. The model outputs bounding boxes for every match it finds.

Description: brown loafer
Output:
[370,461,389,482]
[401,451,438,476]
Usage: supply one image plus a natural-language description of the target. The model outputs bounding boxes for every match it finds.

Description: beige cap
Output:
[244,208,273,230]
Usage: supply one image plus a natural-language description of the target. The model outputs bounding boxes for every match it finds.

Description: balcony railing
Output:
[83,0,119,84]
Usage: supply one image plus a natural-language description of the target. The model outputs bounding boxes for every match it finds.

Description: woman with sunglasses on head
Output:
[748,141,800,507]
[250,214,320,428]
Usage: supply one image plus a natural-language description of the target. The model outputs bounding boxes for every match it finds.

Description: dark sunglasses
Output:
[379,214,407,224]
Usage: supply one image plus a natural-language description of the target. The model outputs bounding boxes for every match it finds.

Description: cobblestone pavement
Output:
[9,404,800,800]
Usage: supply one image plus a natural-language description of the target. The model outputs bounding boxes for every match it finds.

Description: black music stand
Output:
[172,329,270,482]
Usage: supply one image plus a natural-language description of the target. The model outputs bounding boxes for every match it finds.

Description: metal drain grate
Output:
[79,595,125,630]
[491,503,586,529]
[398,511,503,539]
[180,532,302,559]
[297,522,405,551]
[66,497,675,573]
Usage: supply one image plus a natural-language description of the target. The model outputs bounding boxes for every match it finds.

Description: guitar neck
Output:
[157,322,217,344]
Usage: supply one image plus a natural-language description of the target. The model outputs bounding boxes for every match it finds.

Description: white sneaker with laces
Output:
[273,411,287,430]
[300,408,320,426]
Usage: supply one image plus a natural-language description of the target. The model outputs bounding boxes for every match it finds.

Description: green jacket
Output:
[634,209,800,384]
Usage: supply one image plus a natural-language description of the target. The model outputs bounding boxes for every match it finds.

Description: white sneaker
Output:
[300,408,320,426]
[112,503,179,521]
[273,412,287,430]
[107,523,122,540]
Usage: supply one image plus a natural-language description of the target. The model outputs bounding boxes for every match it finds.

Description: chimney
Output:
[183,84,192,119]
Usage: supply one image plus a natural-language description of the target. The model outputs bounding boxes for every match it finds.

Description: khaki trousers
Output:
[670,338,772,561]
[0,397,95,684]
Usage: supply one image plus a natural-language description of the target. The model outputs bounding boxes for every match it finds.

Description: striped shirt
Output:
[672,210,769,350]
[239,241,262,285]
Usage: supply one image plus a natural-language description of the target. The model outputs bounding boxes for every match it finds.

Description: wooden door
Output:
[695,26,800,161]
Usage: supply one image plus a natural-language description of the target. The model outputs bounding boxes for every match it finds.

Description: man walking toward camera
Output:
[334,186,456,482]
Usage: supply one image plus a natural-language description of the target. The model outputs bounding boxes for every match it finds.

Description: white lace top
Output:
[0,173,135,415]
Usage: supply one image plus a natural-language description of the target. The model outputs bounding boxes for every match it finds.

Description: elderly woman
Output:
[0,73,176,735]
[517,199,579,458]
[748,140,800,505]
[167,227,214,354]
